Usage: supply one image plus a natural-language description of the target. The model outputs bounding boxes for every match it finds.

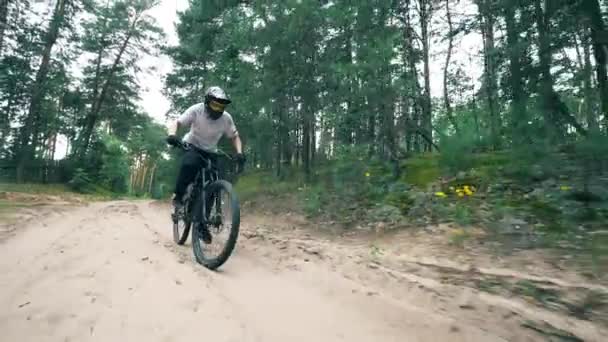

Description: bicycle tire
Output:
[173,205,191,245]
[192,180,240,270]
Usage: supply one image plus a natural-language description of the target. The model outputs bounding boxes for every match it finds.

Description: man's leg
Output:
[174,150,202,205]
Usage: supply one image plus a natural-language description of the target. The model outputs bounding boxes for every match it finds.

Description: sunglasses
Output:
[209,100,227,112]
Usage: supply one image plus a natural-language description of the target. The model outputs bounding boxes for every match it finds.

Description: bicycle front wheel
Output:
[173,205,191,245]
[192,180,240,270]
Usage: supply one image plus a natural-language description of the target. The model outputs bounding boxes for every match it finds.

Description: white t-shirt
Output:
[177,103,238,152]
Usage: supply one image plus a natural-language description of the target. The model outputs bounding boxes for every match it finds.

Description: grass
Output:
[0,183,71,195]
[402,153,441,187]
[453,204,474,226]
[0,182,120,201]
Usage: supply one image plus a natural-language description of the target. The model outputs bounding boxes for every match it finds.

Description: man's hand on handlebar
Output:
[234,153,246,164]
[235,153,246,173]
[166,135,181,147]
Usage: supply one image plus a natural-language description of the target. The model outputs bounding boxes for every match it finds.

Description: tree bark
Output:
[419,0,433,152]
[140,161,148,192]
[582,32,599,131]
[443,0,458,133]
[303,111,311,179]
[148,163,156,194]
[51,133,57,161]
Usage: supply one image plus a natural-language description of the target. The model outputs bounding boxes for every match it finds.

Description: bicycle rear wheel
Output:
[192,180,240,270]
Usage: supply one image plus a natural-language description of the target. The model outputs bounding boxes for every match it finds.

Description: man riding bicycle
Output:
[166,86,245,212]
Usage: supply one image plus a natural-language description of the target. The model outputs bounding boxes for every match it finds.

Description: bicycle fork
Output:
[192,172,220,229]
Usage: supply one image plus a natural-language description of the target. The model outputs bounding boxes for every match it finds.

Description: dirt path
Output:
[0,201,605,341]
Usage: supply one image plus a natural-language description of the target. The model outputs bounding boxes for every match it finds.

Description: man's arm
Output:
[232,135,243,154]
[169,105,198,137]
[168,120,180,136]
[225,113,242,155]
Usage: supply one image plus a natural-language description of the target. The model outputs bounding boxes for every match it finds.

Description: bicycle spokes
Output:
[199,189,233,256]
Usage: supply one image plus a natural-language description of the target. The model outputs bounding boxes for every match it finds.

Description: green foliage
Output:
[574,133,608,171]
[299,185,324,217]
[452,204,474,226]
[68,168,92,193]
[506,142,559,183]
[368,204,403,225]
[384,182,415,215]
[402,156,441,188]
[0,183,70,195]
[99,135,130,193]
[438,116,479,174]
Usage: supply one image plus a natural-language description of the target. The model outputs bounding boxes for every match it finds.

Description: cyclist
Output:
[166,86,245,213]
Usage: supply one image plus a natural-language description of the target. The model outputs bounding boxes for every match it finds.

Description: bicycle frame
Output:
[191,156,223,228]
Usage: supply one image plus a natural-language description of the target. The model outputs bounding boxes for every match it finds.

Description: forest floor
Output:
[1,191,607,341]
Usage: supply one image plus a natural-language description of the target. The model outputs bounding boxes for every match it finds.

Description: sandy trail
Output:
[0,201,603,341]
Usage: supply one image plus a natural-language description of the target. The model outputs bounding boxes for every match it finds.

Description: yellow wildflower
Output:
[365,172,371,177]
[435,192,447,198]
[457,192,465,198]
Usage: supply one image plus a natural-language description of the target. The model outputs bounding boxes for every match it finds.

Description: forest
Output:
[0,0,607,234]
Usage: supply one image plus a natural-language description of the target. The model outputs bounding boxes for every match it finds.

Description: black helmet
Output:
[204,86,231,120]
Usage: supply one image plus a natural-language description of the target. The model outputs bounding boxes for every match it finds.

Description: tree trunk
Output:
[51,133,57,161]
[401,0,425,152]
[580,0,608,131]
[367,96,376,147]
[140,162,148,193]
[443,0,458,132]
[148,163,156,195]
[0,89,15,148]
[129,163,136,194]
[0,0,9,56]
[303,114,311,180]
[77,11,142,158]
[478,0,500,149]
[582,32,599,131]
[504,2,529,145]
[419,0,433,152]
[311,116,316,163]
[275,131,282,178]
[16,0,68,182]
[535,0,587,139]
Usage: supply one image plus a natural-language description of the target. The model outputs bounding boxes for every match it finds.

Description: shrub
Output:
[68,168,92,193]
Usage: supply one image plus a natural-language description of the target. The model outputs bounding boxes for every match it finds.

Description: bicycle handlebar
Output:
[171,140,232,160]
[168,140,244,174]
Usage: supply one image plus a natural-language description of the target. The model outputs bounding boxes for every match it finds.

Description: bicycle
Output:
[169,141,242,270]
